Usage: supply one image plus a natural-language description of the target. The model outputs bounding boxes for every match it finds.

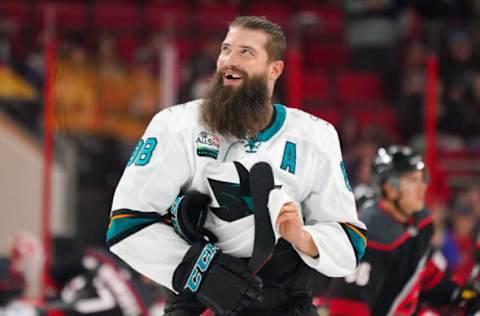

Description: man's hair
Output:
[229,16,286,61]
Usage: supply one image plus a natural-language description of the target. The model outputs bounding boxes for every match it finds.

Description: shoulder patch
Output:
[196,131,220,159]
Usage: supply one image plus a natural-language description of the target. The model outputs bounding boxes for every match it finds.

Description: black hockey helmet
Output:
[371,145,426,190]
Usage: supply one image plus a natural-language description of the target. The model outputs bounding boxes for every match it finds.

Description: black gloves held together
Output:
[173,241,263,316]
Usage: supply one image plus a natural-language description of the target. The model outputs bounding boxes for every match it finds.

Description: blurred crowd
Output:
[1,0,480,314]
[54,32,162,141]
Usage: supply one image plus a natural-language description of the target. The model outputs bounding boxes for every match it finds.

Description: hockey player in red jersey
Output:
[328,145,480,316]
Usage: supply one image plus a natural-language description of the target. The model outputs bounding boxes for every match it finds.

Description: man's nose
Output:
[222,52,239,67]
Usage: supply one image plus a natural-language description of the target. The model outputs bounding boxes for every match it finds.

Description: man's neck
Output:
[246,102,274,138]
[379,199,410,223]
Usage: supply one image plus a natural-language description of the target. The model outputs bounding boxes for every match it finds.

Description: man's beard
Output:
[201,69,270,139]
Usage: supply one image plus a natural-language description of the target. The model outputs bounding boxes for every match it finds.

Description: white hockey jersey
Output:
[107,100,366,291]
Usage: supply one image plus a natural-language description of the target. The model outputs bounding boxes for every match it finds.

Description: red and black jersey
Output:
[329,202,456,316]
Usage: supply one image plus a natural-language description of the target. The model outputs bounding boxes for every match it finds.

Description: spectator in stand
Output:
[337,117,360,180]
[343,0,408,97]
[343,0,399,71]
[129,49,161,123]
[95,34,131,131]
[396,65,425,142]
[0,18,14,65]
[0,16,27,68]
[354,139,380,184]
[441,207,477,287]
[441,29,474,89]
[399,40,426,84]
[121,49,161,141]
[454,186,480,218]
[466,70,480,149]
[438,75,469,148]
[179,36,221,102]
[438,186,480,284]
[347,138,379,189]
[394,40,427,142]
[55,38,97,134]
[472,12,480,67]
[0,17,41,131]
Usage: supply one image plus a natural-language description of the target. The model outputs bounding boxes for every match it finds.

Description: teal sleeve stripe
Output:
[341,224,367,263]
[106,217,160,247]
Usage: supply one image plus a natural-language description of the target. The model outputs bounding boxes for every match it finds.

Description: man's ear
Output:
[383,181,398,200]
[269,60,284,81]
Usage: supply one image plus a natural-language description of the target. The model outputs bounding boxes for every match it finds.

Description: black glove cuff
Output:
[173,241,218,293]
[173,241,263,315]
[170,195,189,241]
[169,191,213,244]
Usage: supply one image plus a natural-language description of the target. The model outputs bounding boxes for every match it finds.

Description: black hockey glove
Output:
[169,191,217,244]
[173,241,263,316]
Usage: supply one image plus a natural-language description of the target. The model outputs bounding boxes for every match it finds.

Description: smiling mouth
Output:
[224,73,242,80]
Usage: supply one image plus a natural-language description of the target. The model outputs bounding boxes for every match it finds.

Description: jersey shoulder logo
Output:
[196,131,220,159]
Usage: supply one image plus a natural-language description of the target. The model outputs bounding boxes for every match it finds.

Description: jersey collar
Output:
[254,104,286,142]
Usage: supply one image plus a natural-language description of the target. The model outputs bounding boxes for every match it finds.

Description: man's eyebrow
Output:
[240,45,256,52]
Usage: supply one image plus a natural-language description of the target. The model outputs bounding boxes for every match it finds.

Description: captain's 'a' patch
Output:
[196,131,220,159]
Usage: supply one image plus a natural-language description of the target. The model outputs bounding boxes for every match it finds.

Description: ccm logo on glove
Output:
[185,243,217,292]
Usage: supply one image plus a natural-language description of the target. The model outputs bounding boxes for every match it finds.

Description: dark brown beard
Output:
[201,69,270,139]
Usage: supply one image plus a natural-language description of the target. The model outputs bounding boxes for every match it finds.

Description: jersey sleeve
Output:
[107,107,194,291]
[419,250,459,307]
[110,108,192,214]
[329,249,389,316]
[299,123,367,277]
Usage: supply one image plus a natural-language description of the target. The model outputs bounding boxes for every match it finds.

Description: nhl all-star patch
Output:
[196,131,220,159]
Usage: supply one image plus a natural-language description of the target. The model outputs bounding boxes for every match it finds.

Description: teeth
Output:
[225,72,242,79]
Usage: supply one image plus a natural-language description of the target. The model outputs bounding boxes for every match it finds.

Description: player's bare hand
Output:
[276,202,318,257]
[276,202,304,245]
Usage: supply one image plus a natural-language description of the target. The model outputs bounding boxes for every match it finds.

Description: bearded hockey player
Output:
[107,16,366,316]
